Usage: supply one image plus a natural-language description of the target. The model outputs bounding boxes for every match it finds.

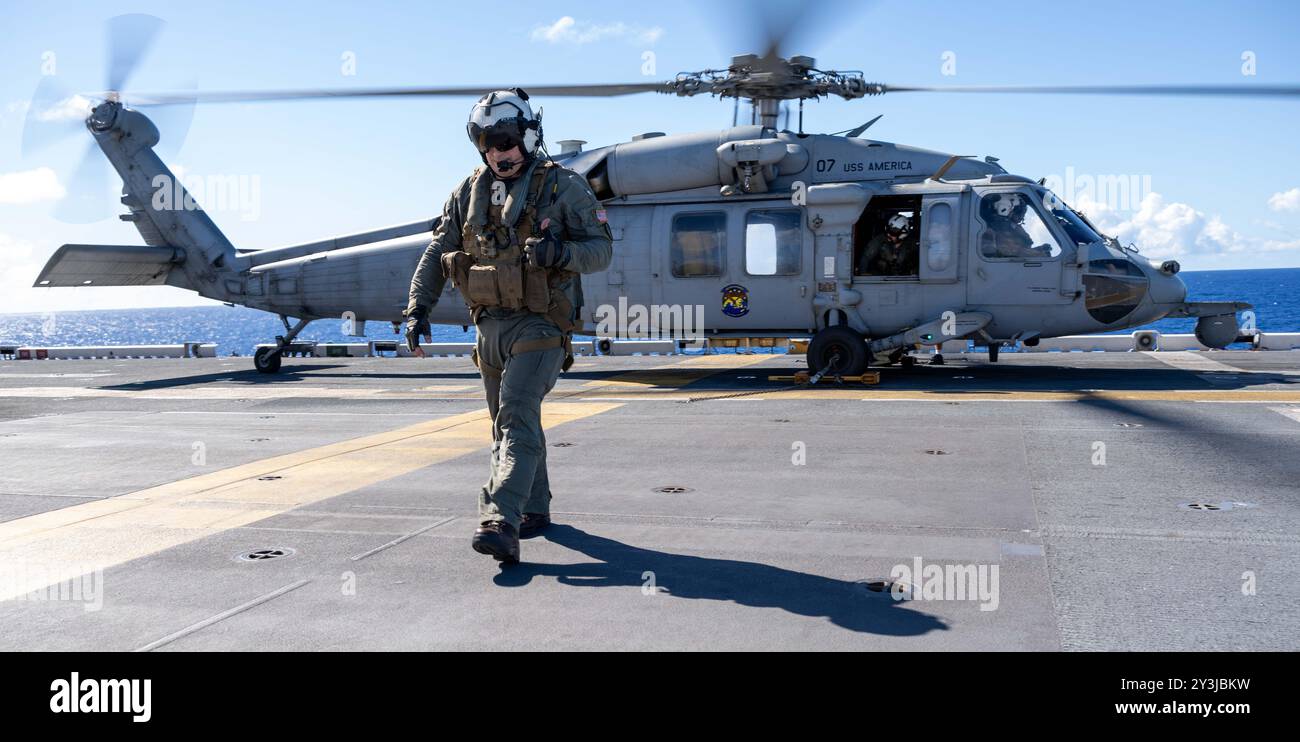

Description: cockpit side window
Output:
[977,192,1064,260]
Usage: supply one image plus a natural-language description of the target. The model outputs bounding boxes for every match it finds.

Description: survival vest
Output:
[440,161,580,332]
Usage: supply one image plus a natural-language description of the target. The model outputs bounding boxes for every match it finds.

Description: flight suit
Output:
[407,157,613,530]
[982,219,1036,258]
[859,233,916,276]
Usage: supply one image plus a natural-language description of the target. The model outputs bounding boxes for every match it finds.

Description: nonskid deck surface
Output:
[0,351,1297,650]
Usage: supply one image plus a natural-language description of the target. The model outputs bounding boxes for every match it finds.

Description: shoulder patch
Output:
[594,208,608,223]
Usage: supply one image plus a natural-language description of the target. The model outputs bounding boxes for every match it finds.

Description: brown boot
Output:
[471,520,520,564]
[519,513,552,539]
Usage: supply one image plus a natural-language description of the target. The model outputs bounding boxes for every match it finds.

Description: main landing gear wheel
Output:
[254,347,282,374]
[253,316,312,374]
[807,326,869,377]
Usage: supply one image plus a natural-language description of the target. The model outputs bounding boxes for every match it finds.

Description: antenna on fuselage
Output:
[842,114,883,137]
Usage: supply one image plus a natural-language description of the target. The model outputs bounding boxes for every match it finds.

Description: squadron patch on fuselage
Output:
[721,283,750,318]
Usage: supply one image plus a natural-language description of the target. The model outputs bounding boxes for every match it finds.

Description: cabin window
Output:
[925,202,953,272]
[978,192,1064,260]
[852,194,922,278]
[744,209,802,276]
[670,211,726,277]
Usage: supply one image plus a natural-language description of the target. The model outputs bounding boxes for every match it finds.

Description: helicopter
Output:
[31,12,1287,375]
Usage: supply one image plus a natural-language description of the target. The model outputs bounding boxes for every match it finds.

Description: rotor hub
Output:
[88,99,121,132]
[669,54,874,103]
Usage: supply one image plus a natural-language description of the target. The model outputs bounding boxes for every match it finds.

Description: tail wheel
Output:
[807,326,868,377]
[254,347,283,374]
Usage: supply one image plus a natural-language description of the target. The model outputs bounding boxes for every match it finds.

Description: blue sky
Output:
[1,0,1298,312]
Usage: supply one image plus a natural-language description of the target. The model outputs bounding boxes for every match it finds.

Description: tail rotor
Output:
[22,13,197,224]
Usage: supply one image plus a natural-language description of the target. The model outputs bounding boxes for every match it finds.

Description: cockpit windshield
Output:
[1037,189,1103,247]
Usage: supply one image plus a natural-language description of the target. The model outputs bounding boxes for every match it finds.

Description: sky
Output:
[1,0,1298,313]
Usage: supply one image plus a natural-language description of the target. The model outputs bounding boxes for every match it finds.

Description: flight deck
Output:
[1,350,1297,651]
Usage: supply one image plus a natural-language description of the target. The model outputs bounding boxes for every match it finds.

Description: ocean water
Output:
[2,267,1298,355]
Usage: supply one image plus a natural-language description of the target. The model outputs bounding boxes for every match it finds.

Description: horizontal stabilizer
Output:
[33,244,184,287]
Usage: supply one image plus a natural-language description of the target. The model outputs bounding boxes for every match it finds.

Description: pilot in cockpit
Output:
[982,193,1050,259]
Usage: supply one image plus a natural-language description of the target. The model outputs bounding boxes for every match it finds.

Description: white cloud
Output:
[1077,191,1300,259]
[37,94,93,122]
[0,167,65,204]
[2,96,90,127]
[1267,187,1300,212]
[531,16,663,45]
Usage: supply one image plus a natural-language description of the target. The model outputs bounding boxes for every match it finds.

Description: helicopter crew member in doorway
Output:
[860,213,917,276]
[405,88,613,565]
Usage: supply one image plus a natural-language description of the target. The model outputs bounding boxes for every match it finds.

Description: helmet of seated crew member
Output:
[991,193,1022,219]
[885,213,912,239]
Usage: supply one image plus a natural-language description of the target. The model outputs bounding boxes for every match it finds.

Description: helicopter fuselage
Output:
[41,112,1245,363]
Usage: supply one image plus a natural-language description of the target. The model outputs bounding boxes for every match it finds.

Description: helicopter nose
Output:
[1146,260,1188,305]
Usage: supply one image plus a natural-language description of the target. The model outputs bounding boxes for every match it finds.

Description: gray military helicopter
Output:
[33,11,1289,374]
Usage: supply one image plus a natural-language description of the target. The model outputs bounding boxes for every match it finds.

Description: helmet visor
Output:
[468,120,525,153]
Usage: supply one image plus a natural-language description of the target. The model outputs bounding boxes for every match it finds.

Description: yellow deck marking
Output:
[662,389,1300,402]
[0,356,769,400]
[0,385,476,400]
[0,386,385,400]
[15,381,1295,403]
[0,402,619,601]
[581,354,771,390]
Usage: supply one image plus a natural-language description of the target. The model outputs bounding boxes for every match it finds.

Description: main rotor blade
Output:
[144,80,198,161]
[106,13,165,92]
[21,76,90,158]
[122,82,671,106]
[742,0,863,63]
[881,83,1300,98]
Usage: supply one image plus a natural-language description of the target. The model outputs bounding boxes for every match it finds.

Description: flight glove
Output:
[405,304,432,355]
[523,218,569,269]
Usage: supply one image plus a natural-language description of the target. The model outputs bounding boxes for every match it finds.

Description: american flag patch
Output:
[595,208,608,223]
